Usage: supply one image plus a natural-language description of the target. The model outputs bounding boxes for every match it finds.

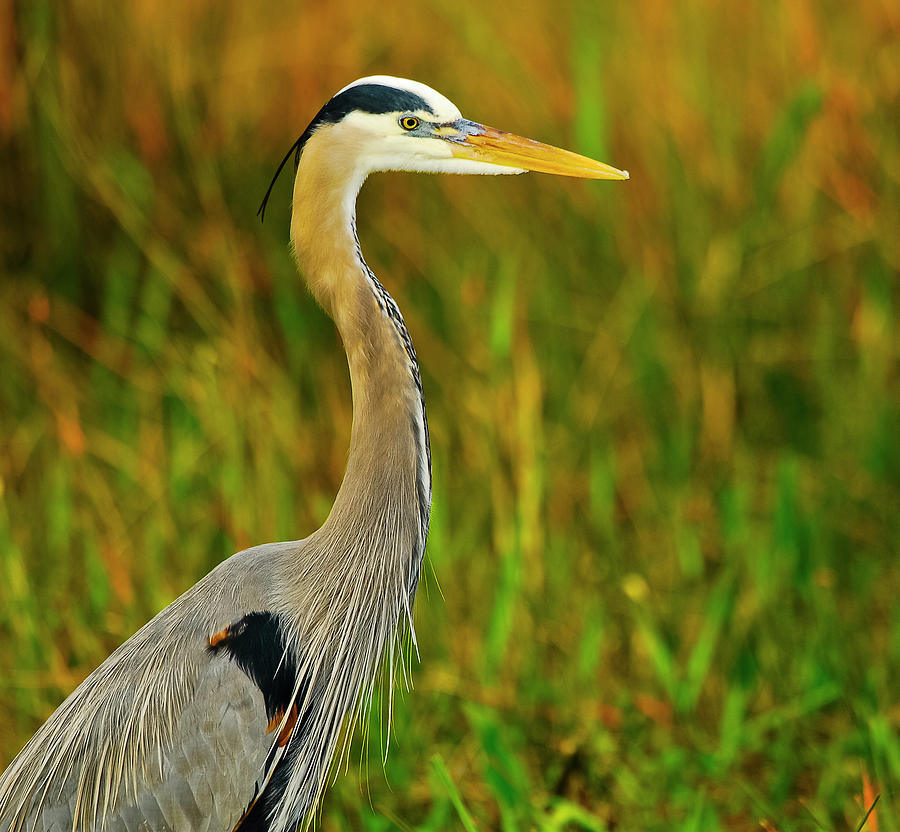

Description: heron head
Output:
[260,76,628,218]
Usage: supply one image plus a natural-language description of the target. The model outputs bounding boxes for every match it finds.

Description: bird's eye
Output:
[400,116,420,131]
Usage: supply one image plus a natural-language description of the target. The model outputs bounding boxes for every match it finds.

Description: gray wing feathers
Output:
[0,546,290,832]
[93,662,269,832]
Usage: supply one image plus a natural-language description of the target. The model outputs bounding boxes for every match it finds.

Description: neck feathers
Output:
[289,128,432,575]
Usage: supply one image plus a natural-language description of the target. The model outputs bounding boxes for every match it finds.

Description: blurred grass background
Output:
[1,0,899,829]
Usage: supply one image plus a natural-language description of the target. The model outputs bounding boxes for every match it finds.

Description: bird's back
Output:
[0,543,305,832]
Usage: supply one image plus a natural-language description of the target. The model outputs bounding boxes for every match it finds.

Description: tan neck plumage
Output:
[289,129,430,550]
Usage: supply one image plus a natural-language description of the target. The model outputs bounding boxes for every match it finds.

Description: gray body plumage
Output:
[1,464,428,832]
[0,547,276,831]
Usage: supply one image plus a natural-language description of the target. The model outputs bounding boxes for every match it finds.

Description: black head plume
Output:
[257,135,303,222]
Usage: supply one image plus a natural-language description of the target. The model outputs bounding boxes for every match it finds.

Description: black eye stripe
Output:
[321,85,434,122]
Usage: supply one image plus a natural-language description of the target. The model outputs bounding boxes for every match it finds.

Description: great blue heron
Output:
[0,76,627,831]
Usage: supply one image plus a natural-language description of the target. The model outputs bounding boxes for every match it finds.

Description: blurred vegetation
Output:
[1,0,899,829]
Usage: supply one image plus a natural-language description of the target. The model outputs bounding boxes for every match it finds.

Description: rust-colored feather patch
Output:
[207,626,232,648]
[267,703,300,747]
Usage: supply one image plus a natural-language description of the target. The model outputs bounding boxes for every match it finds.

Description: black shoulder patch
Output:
[257,83,435,221]
[211,613,323,832]
[207,611,297,721]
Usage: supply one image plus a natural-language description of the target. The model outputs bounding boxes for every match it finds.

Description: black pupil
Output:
[404,118,417,129]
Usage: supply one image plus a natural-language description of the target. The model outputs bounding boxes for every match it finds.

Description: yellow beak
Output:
[444,121,629,180]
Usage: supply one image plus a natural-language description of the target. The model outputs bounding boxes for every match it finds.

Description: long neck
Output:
[289,139,431,567]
